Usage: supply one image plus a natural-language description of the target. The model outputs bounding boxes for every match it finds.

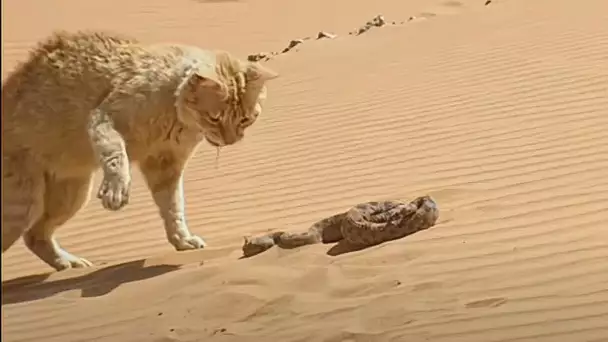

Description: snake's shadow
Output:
[326,240,370,256]
[239,225,430,259]
[325,229,425,256]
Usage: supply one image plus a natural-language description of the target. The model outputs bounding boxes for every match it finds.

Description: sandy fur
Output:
[1,30,278,271]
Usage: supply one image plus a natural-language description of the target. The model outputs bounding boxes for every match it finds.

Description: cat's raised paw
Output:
[97,174,131,211]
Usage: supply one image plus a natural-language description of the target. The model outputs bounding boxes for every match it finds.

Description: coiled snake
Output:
[242,195,439,257]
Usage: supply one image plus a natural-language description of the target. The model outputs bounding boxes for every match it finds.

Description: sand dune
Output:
[2,0,608,341]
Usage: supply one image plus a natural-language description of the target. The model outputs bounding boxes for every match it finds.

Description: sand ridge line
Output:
[247,14,399,62]
[247,0,497,63]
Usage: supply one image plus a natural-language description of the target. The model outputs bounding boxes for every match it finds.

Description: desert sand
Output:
[2,0,608,341]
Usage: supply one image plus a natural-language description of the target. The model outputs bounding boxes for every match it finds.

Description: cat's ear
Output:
[181,71,228,114]
[243,235,252,243]
[189,72,228,98]
[245,62,278,83]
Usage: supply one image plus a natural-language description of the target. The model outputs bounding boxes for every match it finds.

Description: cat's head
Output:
[176,51,278,146]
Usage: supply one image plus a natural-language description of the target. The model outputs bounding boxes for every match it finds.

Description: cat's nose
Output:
[218,126,242,145]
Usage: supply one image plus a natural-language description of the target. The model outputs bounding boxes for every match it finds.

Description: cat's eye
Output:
[240,118,250,126]
[209,115,220,123]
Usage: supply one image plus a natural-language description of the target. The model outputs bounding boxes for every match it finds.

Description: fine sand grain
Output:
[2,0,608,341]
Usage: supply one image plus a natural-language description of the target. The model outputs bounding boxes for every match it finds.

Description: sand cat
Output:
[1,30,278,271]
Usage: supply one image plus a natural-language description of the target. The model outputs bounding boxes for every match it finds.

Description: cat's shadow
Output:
[1,259,180,306]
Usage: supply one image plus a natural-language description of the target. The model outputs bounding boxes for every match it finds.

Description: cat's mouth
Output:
[205,134,224,147]
[206,139,220,147]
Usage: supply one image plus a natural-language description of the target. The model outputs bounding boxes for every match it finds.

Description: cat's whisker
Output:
[215,146,221,169]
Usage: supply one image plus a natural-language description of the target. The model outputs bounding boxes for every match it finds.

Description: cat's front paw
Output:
[97,174,131,211]
[54,251,94,271]
[172,235,207,251]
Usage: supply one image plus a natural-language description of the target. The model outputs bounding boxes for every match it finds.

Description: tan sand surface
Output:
[2,0,608,341]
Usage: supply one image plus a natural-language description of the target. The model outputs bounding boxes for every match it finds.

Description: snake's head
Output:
[414,196,440,229]
[401,196,439,232]
[241,234,277,258]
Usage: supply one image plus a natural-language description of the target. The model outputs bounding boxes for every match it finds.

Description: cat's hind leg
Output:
[23,174,94,271]
[1,156,45,253]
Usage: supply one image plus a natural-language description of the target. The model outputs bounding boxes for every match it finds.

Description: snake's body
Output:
[242,195,439,257]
